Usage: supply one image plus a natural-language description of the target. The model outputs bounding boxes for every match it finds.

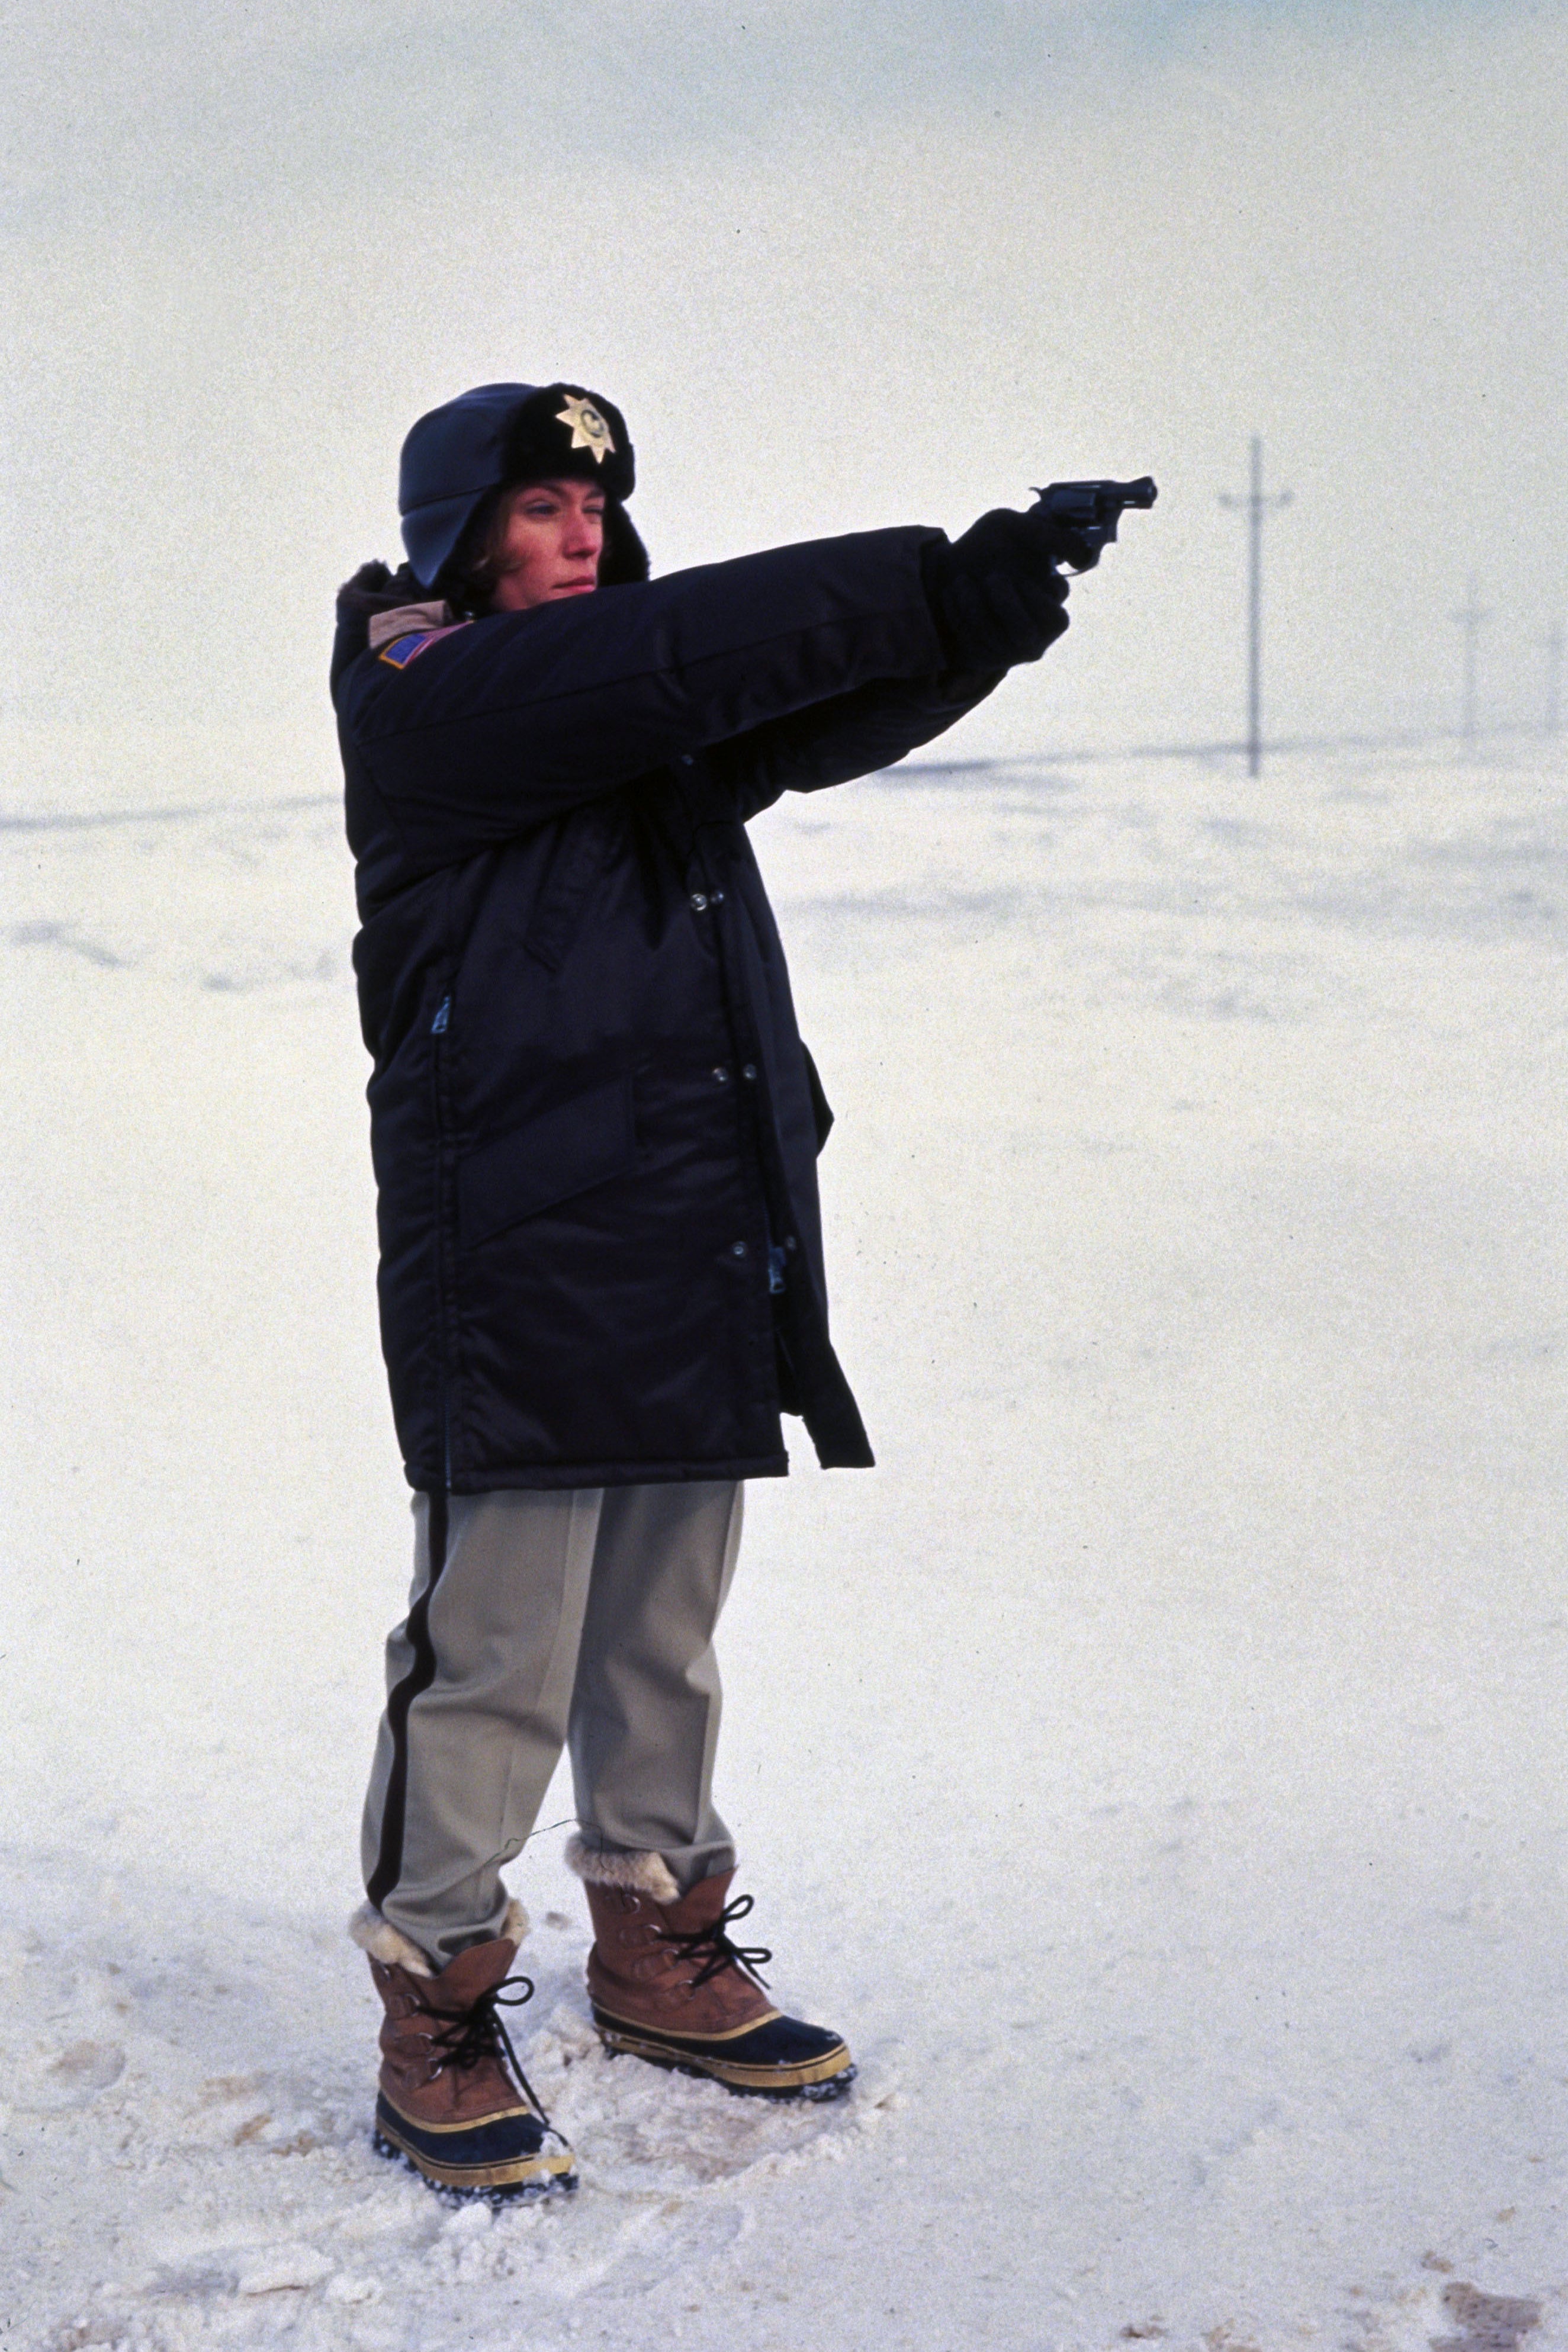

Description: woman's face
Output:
[489,477,606,612]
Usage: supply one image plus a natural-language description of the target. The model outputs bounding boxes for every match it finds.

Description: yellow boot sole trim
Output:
[595,2020,853,2091]
[591,2000,783,2046]
[374,2116,576,2193]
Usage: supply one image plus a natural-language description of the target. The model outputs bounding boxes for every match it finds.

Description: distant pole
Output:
[1453,574,1490,748]
[1545,621,1563,737]
[1219,436,1293,777]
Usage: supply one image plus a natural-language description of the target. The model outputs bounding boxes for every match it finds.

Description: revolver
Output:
[1030,475,1158,573]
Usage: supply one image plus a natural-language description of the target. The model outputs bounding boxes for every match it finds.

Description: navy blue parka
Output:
[334,525,996,1493]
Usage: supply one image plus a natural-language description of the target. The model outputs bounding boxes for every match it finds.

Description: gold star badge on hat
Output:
[555,393,615,463]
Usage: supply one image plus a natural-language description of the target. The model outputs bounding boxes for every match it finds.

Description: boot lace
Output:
[426,1972,551,2119]
[657,1893,773,1991]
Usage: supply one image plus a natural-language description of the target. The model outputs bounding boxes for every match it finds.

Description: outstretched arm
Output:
[339,527,948,853]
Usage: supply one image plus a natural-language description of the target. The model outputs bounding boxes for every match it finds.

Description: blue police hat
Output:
[399,381,635,589]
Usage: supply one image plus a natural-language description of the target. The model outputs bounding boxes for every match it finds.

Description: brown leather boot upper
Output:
[371,1934,536,2127]
[584,1869,781,2036]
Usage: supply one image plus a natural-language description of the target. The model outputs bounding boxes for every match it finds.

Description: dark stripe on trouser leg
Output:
[367,1487,450,1910]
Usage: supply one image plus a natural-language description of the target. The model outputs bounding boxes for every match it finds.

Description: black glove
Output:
[922,507,1071,672]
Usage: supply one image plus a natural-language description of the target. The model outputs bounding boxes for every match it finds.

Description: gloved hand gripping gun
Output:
[1029,475,1158,573]
[926,474,1158,671]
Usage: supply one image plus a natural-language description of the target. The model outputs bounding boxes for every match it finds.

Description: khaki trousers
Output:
[361,1482,743,1967]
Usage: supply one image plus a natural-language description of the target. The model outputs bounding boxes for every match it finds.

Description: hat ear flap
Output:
[432,486,506,615]
[599,499,650,586]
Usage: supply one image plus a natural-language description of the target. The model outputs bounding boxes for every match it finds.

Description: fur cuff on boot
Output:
[348,1897,529,1978]
[564,1835,680,1905]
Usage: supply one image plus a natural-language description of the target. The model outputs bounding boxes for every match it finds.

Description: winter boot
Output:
[351,1901,576,2198]
[570,1849,854,2098]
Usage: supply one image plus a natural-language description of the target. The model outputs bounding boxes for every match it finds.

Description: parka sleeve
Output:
[339,526,947,855]
[707,666,1006,820]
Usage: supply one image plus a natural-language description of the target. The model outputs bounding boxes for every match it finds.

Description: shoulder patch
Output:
[378,623,468,670]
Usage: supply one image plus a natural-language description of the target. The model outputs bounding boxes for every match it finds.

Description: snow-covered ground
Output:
[3,736,1566,2351]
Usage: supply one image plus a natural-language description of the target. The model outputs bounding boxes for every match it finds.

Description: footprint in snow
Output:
[17,2038,126,2112]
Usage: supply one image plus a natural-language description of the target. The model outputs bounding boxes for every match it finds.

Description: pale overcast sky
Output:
[3,1,1564,779]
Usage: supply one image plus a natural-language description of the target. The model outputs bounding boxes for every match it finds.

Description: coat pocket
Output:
[457,1074,637,1248]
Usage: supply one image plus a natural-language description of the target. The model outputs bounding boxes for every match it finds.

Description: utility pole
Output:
[1545,621,1563,737]
[1219,436,1292,777]
[1453,574,1490,749]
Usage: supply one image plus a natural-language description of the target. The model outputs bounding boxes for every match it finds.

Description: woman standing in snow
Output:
[332,379,1071,2196]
